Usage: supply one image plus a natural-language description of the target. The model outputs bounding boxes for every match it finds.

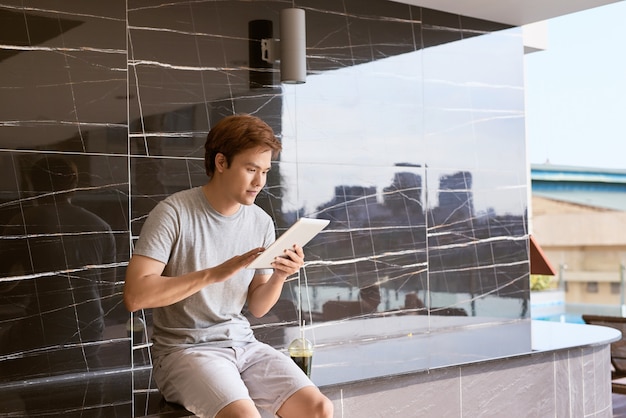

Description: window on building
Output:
[611,282,623,295]
[586,281,599,293]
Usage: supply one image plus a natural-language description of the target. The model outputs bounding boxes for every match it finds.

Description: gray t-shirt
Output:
[133,187,275,356]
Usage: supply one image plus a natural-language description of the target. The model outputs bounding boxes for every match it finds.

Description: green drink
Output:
[288,335,313,377]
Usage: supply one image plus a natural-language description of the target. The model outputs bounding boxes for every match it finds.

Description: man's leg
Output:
[276,386,333,418]
[215,399,261,418]
[238,342,333,418]
[154,347,257,418]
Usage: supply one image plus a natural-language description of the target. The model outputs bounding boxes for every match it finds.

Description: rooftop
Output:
[531,164,626,212]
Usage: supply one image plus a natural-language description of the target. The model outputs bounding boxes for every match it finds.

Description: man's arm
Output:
[123,247,263,312]
[246,245,304,318]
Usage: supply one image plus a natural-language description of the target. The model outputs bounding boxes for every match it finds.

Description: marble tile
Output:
[323,366,462,418]
[554,350,572,416]
[461,353,556,417]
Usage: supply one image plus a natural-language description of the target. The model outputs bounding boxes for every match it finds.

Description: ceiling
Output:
[392,0,622,25]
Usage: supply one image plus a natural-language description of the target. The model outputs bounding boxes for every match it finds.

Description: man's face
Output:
[221,146,273,206]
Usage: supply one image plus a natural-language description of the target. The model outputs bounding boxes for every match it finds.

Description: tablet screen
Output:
[247,218,330,269]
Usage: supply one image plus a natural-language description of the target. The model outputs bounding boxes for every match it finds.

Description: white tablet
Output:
[247,218,330,269]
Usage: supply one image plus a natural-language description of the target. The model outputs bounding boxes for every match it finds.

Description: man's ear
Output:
[215,153,227,173]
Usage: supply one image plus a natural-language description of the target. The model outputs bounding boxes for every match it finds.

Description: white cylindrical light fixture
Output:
[279,8,306,84]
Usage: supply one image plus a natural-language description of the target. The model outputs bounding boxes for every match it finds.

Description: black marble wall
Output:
[0,0,528,390]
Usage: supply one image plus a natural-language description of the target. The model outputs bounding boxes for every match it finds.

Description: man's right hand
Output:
[210,247,265,283]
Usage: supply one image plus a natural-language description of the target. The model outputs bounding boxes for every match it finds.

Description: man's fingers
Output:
[243,247,265,258]
[240,247,265,267]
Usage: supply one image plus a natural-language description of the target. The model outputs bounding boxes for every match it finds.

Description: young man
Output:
[123,114,333,418]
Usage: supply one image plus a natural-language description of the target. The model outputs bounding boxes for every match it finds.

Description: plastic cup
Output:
[288,337,313,377]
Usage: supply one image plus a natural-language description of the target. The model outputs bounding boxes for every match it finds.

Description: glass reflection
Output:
[0,153,129,384]
[1,157,115,373]
[255,27,528,349]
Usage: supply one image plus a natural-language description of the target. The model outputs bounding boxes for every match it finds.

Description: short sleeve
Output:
[133,201,179,265]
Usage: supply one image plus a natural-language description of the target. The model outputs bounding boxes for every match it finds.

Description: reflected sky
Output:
[282,28,526,216]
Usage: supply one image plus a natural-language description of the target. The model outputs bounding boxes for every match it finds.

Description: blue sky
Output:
[524,1,626,170]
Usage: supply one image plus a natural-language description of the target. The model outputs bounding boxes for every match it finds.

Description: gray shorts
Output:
[153,341,314,418]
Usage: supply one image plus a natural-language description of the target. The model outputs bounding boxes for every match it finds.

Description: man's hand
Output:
[246,244,305,318]
[270,244,304,278]
[211,247,266,282]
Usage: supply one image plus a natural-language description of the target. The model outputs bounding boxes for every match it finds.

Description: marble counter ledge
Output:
[305,319,620,388]
[530,318,621,352]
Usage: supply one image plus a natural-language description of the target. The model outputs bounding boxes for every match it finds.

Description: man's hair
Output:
[29,156,78,193]
[204,114,282,177]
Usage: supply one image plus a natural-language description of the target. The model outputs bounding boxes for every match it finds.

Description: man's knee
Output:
[278,387,333,418]
[216,399,261,418]
[314,393,334,418]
